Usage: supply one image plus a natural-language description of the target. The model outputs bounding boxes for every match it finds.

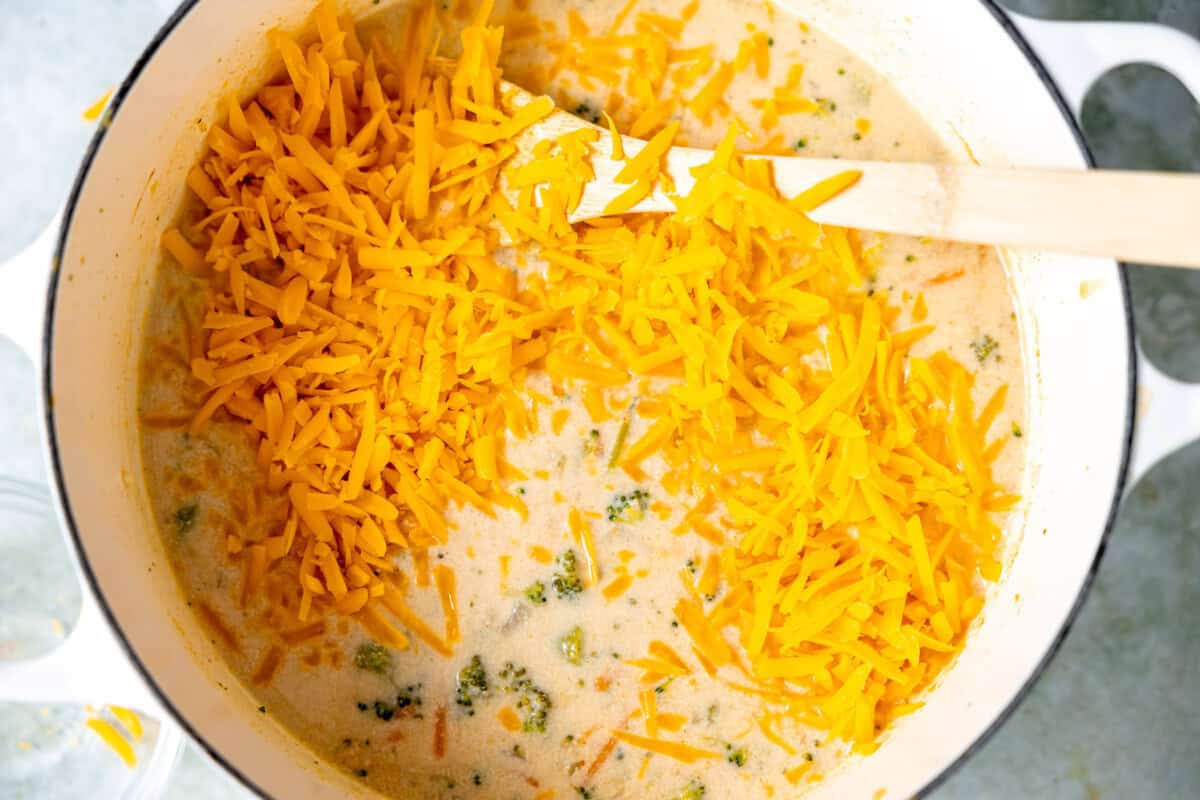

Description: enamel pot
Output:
[1,1,1199,797]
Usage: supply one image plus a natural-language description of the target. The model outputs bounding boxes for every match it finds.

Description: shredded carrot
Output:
[927,267,966,285]
[433,705,447,759]
[251,645,284,685]
[497,705,522,732]
[587,732,621,778]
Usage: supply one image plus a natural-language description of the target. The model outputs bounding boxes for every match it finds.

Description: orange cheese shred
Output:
[610,730,721,763]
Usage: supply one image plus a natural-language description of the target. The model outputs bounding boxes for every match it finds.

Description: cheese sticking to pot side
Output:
[142,0,1025,791]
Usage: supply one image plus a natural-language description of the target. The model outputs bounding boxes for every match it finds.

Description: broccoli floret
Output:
[573,102,601,124]
[553,550,584,598]
[524,581,547,605]
[582,428,603,458]
[173,502,199,534]
[605,488,650,522]
[560,626,583,665]
[970,334,999,364]
[374,701,395,721]
[354,641,392,675]
[455,655,489,713]
[395,684,424,718]
[674,780,706,800]
[725,743,747,767]
[499,662,552,733]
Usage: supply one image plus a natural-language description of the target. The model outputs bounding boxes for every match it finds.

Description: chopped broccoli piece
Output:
[1012,422,1023,438]
[573,102,601,124]
[607,417,631,468]
[455,655,489,712]
[725,743,747,767]
[395,684,423,718]
[173,502,199,534]
[605,488,650,522]
[500,662,552,733]
[583,428,603,458]
[560,626,584,665]
[374,701,395,721]
[524,581,547,605]
[553,550,584,598]
[354,641,392,675]
[674,780,706,800]
[970,334,999,364]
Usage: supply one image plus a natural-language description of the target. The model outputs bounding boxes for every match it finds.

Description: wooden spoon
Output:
[504,82,1200,268]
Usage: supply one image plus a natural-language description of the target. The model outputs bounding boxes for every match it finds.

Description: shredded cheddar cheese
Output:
[84,706,143,768]
[169,0,1016,757]
[611,729,721,763]
[82,87,114,122]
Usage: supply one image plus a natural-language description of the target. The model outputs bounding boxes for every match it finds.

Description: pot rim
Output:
[40,2,1137,797]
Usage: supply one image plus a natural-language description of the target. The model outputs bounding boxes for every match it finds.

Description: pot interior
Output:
[47,0,1130,797]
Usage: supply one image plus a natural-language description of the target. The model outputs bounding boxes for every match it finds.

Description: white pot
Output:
[2,2,1199,797]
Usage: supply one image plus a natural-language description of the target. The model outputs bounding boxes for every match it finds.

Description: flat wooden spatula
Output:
[504,81,1200,269]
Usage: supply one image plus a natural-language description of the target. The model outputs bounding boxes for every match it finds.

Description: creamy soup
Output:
[139,1,1025,798]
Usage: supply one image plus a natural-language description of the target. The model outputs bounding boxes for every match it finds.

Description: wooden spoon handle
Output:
[574,135,1200,268]
[778,160,1200,268]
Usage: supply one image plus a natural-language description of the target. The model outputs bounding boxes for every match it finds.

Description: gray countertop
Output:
[1,1,1198,798]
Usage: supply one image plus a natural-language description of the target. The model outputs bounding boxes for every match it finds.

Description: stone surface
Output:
[0,1,1197,798]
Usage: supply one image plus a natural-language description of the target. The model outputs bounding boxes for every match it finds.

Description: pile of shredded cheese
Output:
[163,0,1016,755]
[502,0,817,152]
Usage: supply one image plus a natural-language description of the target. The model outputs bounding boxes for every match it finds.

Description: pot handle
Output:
[1007,12,1200,118]
[1009,12,1200,486]
[0,216,59,364]
[1130,350,1200,484]
[0,227,169,719]
[0,585,168,719]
